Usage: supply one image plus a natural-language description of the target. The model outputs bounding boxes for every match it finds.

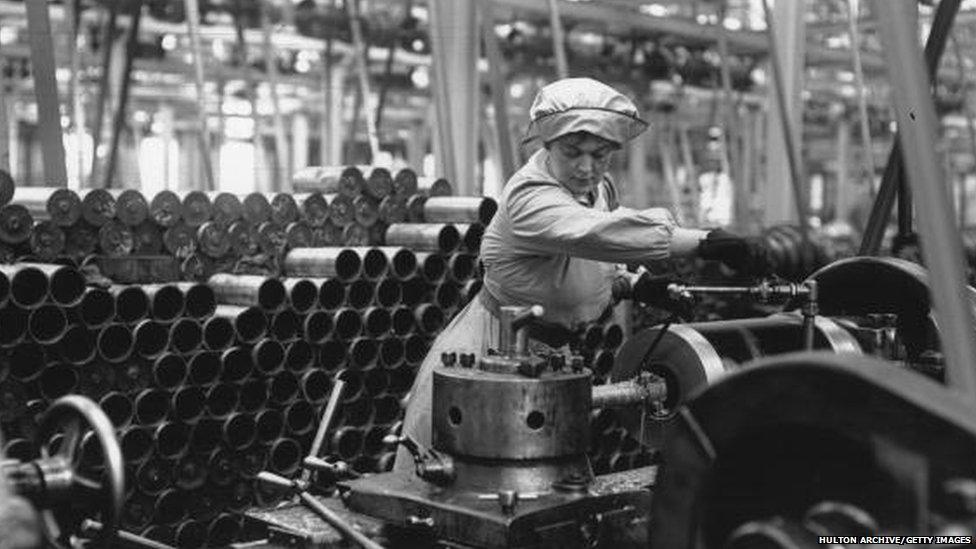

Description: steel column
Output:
[872,0,976,401]
[25,0,68,186]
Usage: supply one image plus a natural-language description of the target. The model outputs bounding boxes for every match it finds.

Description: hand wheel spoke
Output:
[59,417,83,465]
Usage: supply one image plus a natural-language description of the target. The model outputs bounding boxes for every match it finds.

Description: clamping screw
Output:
[407,515,434,528]
[441,352,457,367]
[460,353,475,368]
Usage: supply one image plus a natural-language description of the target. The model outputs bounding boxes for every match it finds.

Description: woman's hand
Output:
[697,229,772,277]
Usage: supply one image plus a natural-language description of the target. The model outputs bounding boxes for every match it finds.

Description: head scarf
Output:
[523,78,648,147]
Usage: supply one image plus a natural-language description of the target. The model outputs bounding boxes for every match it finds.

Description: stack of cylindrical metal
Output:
[2,168,496,286]
[0,165,499,546]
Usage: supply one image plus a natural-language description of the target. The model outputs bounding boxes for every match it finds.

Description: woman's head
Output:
[545,132,620,194]
[524,78,647,148]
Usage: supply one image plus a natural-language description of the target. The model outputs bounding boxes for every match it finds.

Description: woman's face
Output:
[546,133,619,194]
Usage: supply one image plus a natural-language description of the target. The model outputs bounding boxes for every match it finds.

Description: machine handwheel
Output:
[35,395,125,548]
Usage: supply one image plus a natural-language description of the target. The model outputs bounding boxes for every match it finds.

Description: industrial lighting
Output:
[510,82,526,99]
[410,66,430,89]
[161,34,178,51]
[722,18,742,31]
[0,26,17,46]
[639,4,668,17]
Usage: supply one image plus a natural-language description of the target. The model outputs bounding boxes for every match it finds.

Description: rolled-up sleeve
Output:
[507,180,675,263]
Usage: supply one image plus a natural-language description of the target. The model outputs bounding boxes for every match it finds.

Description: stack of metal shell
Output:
[0,166,498,547]
[1,166,495,286]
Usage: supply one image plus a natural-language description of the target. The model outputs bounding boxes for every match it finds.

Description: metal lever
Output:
[500,305,545,356]
[257,471,383,549]
[81,519,175,549]
[303,456,360,479]
[383,434,455,486]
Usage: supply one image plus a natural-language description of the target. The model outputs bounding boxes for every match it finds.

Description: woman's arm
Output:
[507,180,676,264]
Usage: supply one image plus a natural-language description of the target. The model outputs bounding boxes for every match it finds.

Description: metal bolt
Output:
[407,515,434,528]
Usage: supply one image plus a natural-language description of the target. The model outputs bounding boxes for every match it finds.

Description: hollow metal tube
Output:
[21,262,86,307]
[282,278,319,314]
[174,282,216,319]
[174,453,207,491]
[134,320,169,360]
[206,383,240,419]
[375,278,402,308]
[446,253,477,284]
[255,409,285,445]
[97,323,134,363]
[133,389,172,425]
[268,438,303,476]
[385,223,460,253]
[220,346,254,383]
[362,307,392,338]
[202,315,235,351]
[155,422,192,459]
[152,354,187,389]
[363,369,390,397]
[209,273,287,311]
[304,310,333,344]
[252,338,286,375]
[346,247,389,280]
[110,285,150,323]
[187,351,222,385]
[223,413,257,450]
[207,191,243,227]
[404,334,428,365]
[378,337,405,369]
[7,342,44,381]
[341,397,374,427]
[401,277,429,308]
[350,337,379,368]
[346,280,375,310]
[0,264,48,309]
[171,386,206,422]
[270,309,302,341]
[319,339,348,371]
[120,426,153,463]
[0,204,33,245]
[333,308,363,340]
[281,400,315,437]
[136,459,174,497]
[56,326,96,365]
[371,395,401,425]
[27,304,66,344]
[177,190,213,228]
[391,306,415,336]
[331,427,364,460]
[434,282,460,310]
[269,371,300,405]
[414,304,445,335]
[311,278,345,310]
[237,379,269,413]
[168,318,203,354]
[283,247,363,281]
[70,287,116,329]
[99,391,134,429]
[213,305,267,344]
[423,196,497,225]
[352,196,380,228]
[378,195,408,225]
[285,340,315,373]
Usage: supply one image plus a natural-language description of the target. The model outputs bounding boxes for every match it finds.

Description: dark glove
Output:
[698,228,771,277]
[631,273,692,318]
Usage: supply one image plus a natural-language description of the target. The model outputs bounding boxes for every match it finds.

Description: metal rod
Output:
[760,0,811,243]
[183,0,216,190]
[104,0,144,189]
[859,0,961,255]
[873,0,976,401]
[847,0,876,196]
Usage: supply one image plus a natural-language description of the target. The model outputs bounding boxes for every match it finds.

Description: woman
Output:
[395,78,767,469]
